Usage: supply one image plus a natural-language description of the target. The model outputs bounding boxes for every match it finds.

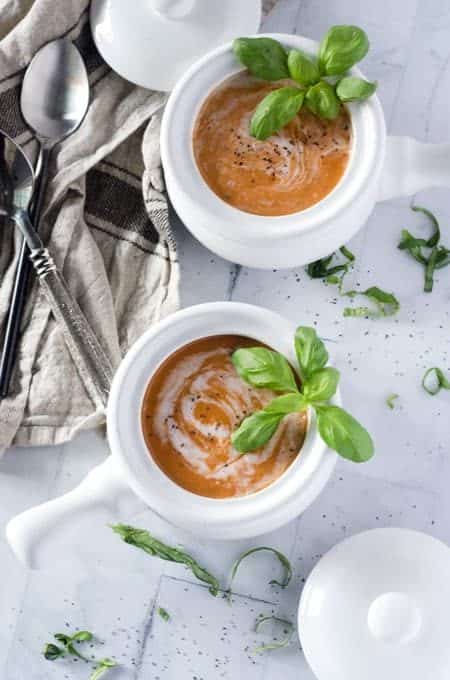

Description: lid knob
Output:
[367,592,422,645]
[151,0,196,20]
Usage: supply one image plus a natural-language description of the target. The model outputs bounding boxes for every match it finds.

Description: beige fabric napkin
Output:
[0,0,279,453]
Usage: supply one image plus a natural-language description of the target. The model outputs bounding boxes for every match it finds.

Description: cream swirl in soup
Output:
[193,73,351,216]
[141,335,306,498]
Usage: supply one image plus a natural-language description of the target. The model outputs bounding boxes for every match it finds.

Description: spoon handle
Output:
[0,146,50,397]
[10,207,114,408]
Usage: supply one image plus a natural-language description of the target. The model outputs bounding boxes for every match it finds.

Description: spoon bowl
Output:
[21,39,90,143]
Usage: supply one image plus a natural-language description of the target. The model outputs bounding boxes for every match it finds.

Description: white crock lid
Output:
[90,0,261,92]
[298,528,450,680]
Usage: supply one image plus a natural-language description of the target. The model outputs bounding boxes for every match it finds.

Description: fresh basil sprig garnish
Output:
[231,327,374,463]
[318,25,369,76]
[422,367,450,396]
[398,205,450,292]
[111,524,220,596]
[233,26,376,140]
[305,80,341,120]
[233,37,289,81]
[250,87,305,140]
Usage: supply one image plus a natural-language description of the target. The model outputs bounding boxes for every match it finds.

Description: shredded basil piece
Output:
[422,367,450,396]
[228,547,292,597]
[44,630,93,662]
[111,524,220,596]
[157,607,170,622]
[89,659,117,680]
[386,393,399,409]
[306,245,355,280]
[398,205,450,292]
[253,616,294,653]
[343,286,400,318]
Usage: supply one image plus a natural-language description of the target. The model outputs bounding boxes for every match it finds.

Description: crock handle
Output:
[5,457,134,569]
[378,136,450,202]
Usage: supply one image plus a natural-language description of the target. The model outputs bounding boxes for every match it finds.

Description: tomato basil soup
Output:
[193,73,351,216]
[141,335,307,499]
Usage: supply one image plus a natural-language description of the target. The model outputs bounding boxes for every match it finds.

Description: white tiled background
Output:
[2,0,450,678]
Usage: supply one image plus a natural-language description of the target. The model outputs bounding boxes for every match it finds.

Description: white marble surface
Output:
[2,0,450,678]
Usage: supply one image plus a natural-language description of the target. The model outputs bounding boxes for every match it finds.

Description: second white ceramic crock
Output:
[6,303,337,569]
[161,33,450,269]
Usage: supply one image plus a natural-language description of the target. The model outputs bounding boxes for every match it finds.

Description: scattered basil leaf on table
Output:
[228,546,292,594]
[232,346,298,392]
[422,367,450,396]
[253,615,294,653]
[43,643,65,661]
[44,630,93,661]
[294,326,329,380]
[398,205,450,292]
[89,659,117,680]
[336,76,377,101]
[250,87,305,140]
[232,37,289,80]
[111,524,220,596]
[158,607,170,622]
[318,25,369,76]
[386,393,399,410]
[343,286,400,318]
[287,49,319,86]
[315,405,374,462]
[306,246,355,281]
[232,327,373,463]
[305,80,341,119]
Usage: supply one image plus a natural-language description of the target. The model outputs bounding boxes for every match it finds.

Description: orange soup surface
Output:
[141,335,307,499]
[193,72,352,216]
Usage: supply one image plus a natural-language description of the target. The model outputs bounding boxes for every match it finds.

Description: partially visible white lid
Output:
[90,0,262,92]
[298,528,450,680]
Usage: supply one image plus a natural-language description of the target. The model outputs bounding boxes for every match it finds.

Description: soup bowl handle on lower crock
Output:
[5,456,134,569]
[378,136,450,202]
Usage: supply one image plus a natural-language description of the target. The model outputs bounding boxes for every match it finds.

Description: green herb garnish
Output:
[158,607,170,622]
[233,26,376,139]
[89,659,117,680]
[231,327,374,463]
[44,630,93,661]
[253,615,294,653]
[422,367,450,396]
[398,206,450,292]
[228,547,292,598]
[343,286,400,318]
[111,524,220,596]
[386,393,399,409]
[306,246,355,288]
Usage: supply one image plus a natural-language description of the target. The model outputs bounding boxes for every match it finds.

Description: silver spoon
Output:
[0,39,90,397]
[0,131,113,408]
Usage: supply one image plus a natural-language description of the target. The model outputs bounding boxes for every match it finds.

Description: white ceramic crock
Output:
[6,303,337,569]
[161,33,450,269]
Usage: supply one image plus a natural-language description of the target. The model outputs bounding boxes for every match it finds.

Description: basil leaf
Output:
[305,81,341,119]
[232,409,284,453]
[232,347,298,393]
[287,49,319,86]
[111,524,220,596]
[43,643,65,661]
[90,659,117,680]
[315,404,374,462]
[228,546,292,594]
[343,286,400,318]
[318,25,370,76]
[386,393,399,410]
[264,392,307,413]
[253,616,294,653]
[233,37,289,81]
[294,327,329,381]
[336,76,377,102]
[158,607,170,622]
[422,367,450,396]
[250,87,304,140]
[306,246,355,279]
[71,631,93,642]
[303,367,340,403]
